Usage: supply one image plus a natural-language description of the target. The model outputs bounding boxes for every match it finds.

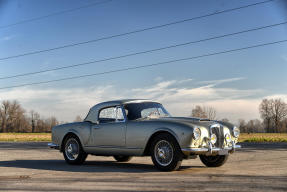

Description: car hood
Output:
[147,116,219,128]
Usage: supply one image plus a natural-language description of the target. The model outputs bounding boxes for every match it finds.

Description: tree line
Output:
[1,98,287,133]
[191,98,287,133]
[0,100,59,133]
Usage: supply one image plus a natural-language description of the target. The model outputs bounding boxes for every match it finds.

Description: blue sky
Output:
[0,0,287,123]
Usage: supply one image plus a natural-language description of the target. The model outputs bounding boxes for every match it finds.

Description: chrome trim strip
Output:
[210,123,221,129]
[48,143,59,150]
[84,145,142,150]
[182,144,241,155]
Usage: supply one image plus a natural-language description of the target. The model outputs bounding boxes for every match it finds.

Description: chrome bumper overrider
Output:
[182,142,241,156]
[48,143,59,150]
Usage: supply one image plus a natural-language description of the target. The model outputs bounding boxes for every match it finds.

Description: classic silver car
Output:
[49,99,241,171]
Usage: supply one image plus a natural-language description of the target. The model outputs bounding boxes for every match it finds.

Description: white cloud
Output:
[130,78,262,122]
[164,99,261,124]
[197,77,245,86]
[0,77,284,123]
[265,94,287,102]
[0,85,117,121]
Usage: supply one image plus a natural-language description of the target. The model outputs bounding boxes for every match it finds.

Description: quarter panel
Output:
[52,122,92,151]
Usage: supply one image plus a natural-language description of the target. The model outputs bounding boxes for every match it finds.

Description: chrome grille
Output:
[210,124,224,148]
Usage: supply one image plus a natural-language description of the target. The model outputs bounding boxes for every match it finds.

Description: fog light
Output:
[210,134,217,144]
[225,133,232,143]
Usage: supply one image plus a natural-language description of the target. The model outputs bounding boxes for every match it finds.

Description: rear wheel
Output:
[63,135,87,165]
[150,133,183,171]
[199,155,228,167]
[113,155,132,162]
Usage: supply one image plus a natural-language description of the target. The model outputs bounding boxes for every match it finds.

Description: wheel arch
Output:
[143,129,180,156]
[60,130,83,152]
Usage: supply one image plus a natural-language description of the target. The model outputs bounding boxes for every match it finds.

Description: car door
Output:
[91,106,126,147]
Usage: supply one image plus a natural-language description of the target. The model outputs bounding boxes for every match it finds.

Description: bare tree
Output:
[281,119,287,133]
[270,99,287,132]
[238,119,247,133]
[259,99,272,132]
[74,115,83,122]
[45,116,58,132]
[191,105,217,120]
[30,110,40,133]
[0,100,10,132]
[247,120,257,133]
[203,106,217,120]
[259,98,287,133]
[0,100,59,133]
[247,119,263,133]
[0,100,26,132]
[191,105,207,119]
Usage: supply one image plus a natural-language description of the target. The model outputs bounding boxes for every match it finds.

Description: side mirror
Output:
[95,120,100,125]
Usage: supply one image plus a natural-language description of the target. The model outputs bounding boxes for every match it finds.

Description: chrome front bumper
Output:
[48,143,59,150]
[182,142,241,156]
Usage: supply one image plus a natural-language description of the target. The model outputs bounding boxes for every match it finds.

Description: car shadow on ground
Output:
[0,159,201,173]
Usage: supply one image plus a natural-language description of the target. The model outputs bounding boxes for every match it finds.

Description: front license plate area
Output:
[218,149,229,155]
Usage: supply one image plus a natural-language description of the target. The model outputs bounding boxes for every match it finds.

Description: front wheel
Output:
[63,135,87,165]
[113,155,132,162]
[199,155,228,167]
[150,133,183,171]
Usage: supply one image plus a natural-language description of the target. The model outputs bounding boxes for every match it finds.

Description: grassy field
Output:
[0,133,287,142]
[0,133,51,142]
[238,133,287,142]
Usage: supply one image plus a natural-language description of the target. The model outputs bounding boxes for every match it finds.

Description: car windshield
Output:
[124,102,170,120]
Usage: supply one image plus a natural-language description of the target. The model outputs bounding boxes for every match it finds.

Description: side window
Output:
[98,106,125,123]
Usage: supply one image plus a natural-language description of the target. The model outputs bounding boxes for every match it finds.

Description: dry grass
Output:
[0,133,51,142]
[0,133,287,142]
[238,133,287,142]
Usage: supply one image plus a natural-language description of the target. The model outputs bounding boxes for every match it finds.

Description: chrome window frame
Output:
[98,105,127,124]
[115,105,127,123]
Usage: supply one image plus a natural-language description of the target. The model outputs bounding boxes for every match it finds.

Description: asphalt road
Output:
[0,142,286,192]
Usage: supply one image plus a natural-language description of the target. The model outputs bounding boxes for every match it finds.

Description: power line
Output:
[0,0,113,29]
[0,39,286,90]
[0,21,285,80]
[0,0,274,61]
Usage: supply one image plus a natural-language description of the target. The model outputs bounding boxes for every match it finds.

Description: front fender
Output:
[148,127,180,144]
[143,126,194,154]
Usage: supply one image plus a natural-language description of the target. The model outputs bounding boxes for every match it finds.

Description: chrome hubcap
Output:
[154,140,173,166]
[65,138,79,161]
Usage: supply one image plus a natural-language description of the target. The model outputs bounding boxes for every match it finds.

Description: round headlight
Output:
[233,126,240,138]
[225,133,232,143]
[193,127,201,140]
[210,134,217,144]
